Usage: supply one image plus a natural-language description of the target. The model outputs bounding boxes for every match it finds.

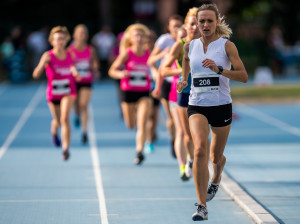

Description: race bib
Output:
[52,79,71,95]
[76,61,90,77]
[193,73,220,93]
[129,71,147,87]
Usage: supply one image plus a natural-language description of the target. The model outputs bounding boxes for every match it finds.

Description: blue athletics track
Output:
[0,80,299,224]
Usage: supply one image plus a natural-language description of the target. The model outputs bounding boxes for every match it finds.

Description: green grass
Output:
[231,84,300,100]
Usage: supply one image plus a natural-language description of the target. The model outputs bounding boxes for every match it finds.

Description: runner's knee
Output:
[194,144,208,161]
[211,153,226,165]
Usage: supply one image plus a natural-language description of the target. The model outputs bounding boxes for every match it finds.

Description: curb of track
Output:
[209,164,279,224]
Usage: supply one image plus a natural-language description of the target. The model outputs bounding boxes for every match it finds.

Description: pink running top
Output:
[120,48,151,92]
[169,61,179,102]
[68,44,93,84]
[45,50,77,101]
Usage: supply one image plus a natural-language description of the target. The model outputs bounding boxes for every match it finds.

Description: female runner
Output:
[69,24,100,144]
[177,4,248,220]
[33,26,81,160]
[108,24,152,165]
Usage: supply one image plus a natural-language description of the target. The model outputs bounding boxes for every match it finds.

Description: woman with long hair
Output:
[177,4,248,220]
[109,24,152,165]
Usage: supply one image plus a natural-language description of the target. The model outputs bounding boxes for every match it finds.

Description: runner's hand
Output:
[202,58,218,73]
[151,87,161,99]
[119,70,129,79]
[71,67,81,82]
[177,81,188,93]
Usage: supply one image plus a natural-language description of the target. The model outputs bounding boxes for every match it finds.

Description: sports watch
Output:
[217,66,223,74]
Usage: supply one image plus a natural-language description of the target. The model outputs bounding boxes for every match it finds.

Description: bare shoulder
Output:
[42,51,50,63]
[225,40,238,54]
[171,41,184,55]
[114,48,129,65]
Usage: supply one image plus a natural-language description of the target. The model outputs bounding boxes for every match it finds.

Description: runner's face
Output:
[51,33,67,49]
[131,30,145,47]
[197,10,219,37]
[186,16,200,39]
[74,27,88,43]
[169,19,183,39]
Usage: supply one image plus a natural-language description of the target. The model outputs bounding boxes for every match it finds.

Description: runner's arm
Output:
[32,52,50,79]
[108,50,129,79]
[176,41,190,93]
[91,46,101,80]
[224,41,248,83]
[160,41,183,77]
[202,41,248,83]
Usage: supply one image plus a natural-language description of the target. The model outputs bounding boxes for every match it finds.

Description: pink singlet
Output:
[168,61,179,102]
[68,44,93,84]
[45,50,77,101]
[120,48,151,92]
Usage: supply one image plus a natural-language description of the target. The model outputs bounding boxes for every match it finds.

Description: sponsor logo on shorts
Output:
[224,118,231,123]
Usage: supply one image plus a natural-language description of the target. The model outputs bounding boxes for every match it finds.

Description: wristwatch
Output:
[217,66,223,74]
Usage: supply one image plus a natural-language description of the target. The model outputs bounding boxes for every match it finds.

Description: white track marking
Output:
[236,103,300,137]
[0,85,44,159]
[88,106,109,224]
[208,164,279,224]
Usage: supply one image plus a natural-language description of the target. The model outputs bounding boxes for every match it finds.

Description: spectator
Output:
[92,25,116,77]
[267,25,285,75]
[27,26,49,71]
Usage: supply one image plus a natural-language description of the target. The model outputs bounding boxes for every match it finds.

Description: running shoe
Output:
[134,152,145,165]
[180,172,189,181]
[206,183,220,202]
[52,134,61,147]
[180,165,189,181]
[192,203,208,221]
[62,150,70,161]
[74,116,80,128]
[185,160,193,178]
[144,142,154,154]
[82,132,88,144]
[170,140,176,158]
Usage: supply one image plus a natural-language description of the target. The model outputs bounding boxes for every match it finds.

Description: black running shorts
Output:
[120,90,150,103]
[160,80,171,101]
[187,103,232,127]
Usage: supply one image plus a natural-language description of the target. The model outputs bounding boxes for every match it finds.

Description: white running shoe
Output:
[185,160,193,178]
[192,203,208,221]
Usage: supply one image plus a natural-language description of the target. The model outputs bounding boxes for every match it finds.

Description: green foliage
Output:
[231,85,300,99]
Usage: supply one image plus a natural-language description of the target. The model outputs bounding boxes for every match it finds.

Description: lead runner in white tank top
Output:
[176,4,248,221]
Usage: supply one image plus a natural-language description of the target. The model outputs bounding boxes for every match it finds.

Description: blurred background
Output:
[0,0,300,85]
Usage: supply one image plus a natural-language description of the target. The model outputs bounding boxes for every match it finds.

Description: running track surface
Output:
[0,81,299,224]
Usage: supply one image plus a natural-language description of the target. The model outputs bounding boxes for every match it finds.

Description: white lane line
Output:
[236,103,300,137]
[209,164,279,224]
[88,106,109,224]
[0,85,44,159]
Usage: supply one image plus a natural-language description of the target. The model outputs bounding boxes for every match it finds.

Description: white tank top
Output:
[188,37,232,106]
